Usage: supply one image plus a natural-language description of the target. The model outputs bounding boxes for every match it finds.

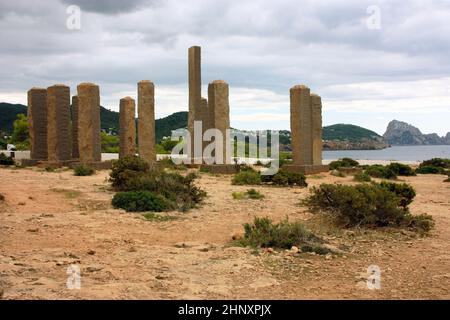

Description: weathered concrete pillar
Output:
[188,46,202,160]
[27,88,48,160]
[137,80,155,163]
[77,83,101,162]
[208,80,231,164]
[47,84,71,162]
[71,95,80,159]
[311,94,323,166]
[290,85,312,166]
[284,85,328,175]
[119,97,136,159]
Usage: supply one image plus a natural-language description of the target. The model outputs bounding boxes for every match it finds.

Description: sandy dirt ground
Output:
[0,166,449,300]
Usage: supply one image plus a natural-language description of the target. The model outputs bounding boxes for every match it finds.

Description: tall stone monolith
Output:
[188,46,202,160]
[27,88,48,160]
[47,84,71,162]
[77,83,101,162]
[284,84,328,175]
[290,85,312,165]
[119,97,136,159]
[137,81,155,163]
[71,95,80,159]
[208,80,231,164]
[311,94,323,166]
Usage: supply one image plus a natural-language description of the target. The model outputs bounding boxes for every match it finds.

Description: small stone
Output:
[128,247,137,252]
[86,266,102,273]
[18,202,26,206]
[27,228,39,233]
[290,246,299,253]
[87,250,96,255]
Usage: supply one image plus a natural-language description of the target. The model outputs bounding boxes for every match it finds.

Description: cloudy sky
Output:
[1,0,450,135]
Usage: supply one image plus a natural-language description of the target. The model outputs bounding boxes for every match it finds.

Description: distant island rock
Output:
[383,120,450,146]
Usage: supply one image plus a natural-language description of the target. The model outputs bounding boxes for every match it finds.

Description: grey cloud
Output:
[59,0,157,14]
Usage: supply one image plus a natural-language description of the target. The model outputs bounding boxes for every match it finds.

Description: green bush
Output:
[364,165,397,180]
[303,182,433,233]
[109,156,206,211]
[329,158,359,170]
[378,181,416,210]
[262,170,308,187]
[110,155,150,190]
[112,191,173,212]
[0,153,15,166]
[415,158,450,175]
[420,158,450,169]
[233,189,265,200]
[445,173,450,182]
[73,165,95,176]
[354,172,371,182]
[415,166,445,175]
[387,163,416,176]
[233,168,308,187]
[239,217,324,250]
[232,170,262,185]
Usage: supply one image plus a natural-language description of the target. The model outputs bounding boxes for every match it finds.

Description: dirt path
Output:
[1,167,449,299]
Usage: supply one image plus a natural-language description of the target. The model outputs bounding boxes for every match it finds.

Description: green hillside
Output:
[323,124,382,141]
[0,103,27,134]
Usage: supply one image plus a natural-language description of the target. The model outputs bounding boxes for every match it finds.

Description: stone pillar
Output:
[119,97,136,159]
[208,80,231,164]
[284,85,328,175]
[188,46,202,160]
[290,85,312,166]
[77,83,101,162]
[137,80,155,163]
[47,84,71,162]
[311,94,323,166]
[27,88,48,160]
[71,95,80,159]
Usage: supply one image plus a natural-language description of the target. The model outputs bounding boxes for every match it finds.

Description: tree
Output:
[11,114,29,150]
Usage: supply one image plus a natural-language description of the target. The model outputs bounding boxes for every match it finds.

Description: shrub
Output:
[420,158,450,169]
[232,192,246,200]
[109,156,206,211]
[329,158,359,170]
[445,173,450,182]
[364,165,397,180]
[233,189,265,200]
[378,181,416,210]
[232,170,262,185]
[0,153,15,166]
[354,172,371,182]
[110,155,150,190]
[415,166,445,175]
[387,163,416,176]
[112,191,173,212]
[403,214,435,233]
[74,165,95,176]
[239,217,324,250]
[232,168,308,187]
[303,182,433,233]
[262,170,308,187]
